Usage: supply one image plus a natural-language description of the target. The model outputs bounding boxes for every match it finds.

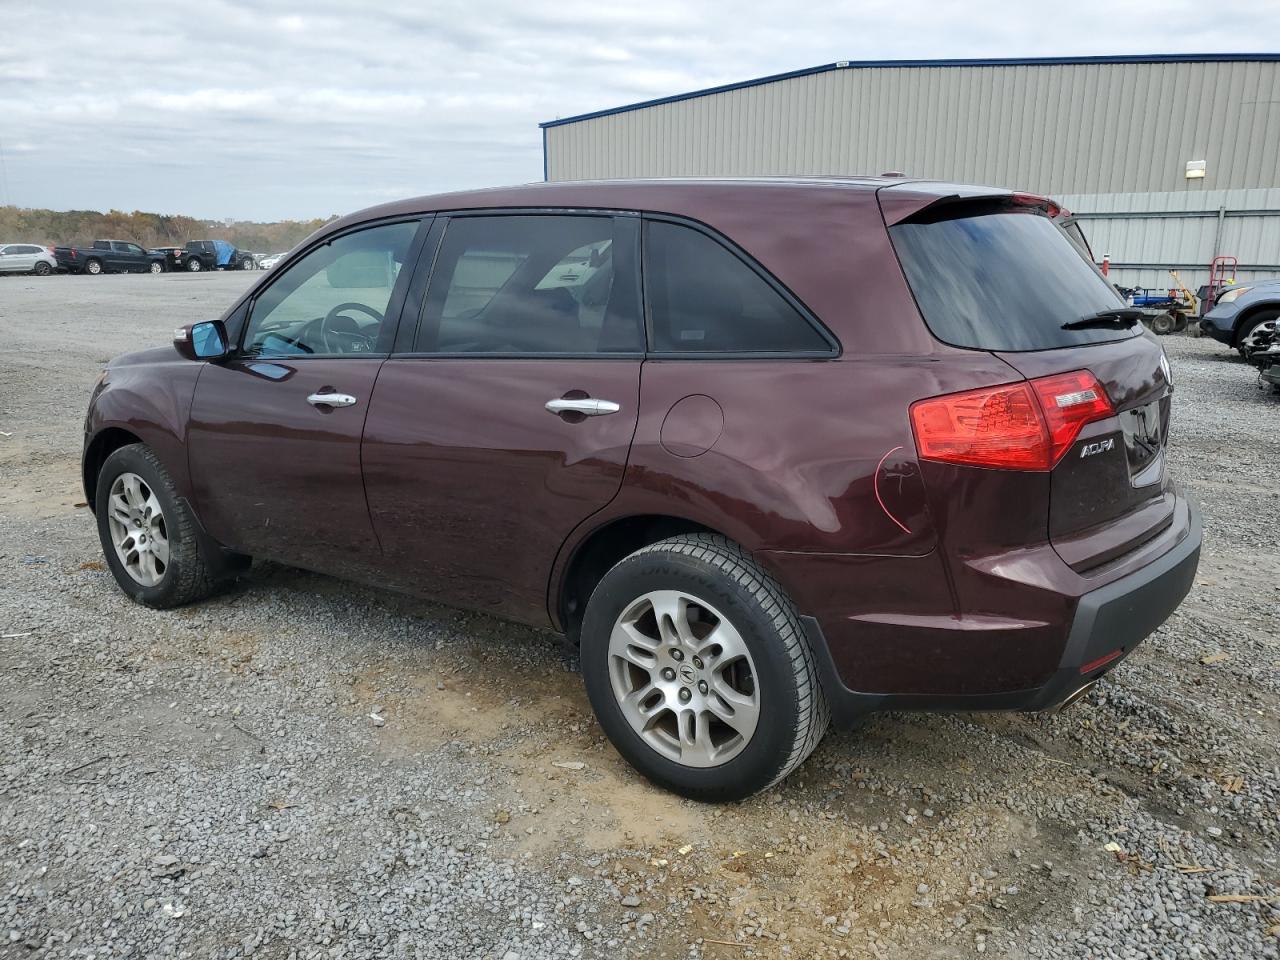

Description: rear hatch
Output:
[886,191,1174,574]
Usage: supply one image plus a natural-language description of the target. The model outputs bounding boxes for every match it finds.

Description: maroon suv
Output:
[84,178,1201,800]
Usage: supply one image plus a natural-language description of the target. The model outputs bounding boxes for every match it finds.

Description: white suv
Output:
[0,243,56,276]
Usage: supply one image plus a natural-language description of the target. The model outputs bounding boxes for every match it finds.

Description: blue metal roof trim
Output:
[539,53,1280,129]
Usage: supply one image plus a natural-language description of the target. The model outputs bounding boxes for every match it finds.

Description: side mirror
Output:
[173,320,229,361]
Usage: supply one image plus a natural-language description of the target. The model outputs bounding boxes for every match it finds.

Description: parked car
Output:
[1200,278,1280,353]
[54,240,165,275]
[148,246,183,268]
[176,239,255,272]
[0,242,57,276]
[82,178,1201,800]
[259,251,288,270]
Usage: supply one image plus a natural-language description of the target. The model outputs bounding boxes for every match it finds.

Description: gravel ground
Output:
[0,272,1277,960]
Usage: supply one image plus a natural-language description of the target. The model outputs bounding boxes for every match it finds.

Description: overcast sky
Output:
[1,0,1276,221]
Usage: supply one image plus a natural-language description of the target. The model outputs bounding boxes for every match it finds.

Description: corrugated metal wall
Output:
[544,58,1280,291]
[1059,188,1280,290]
[545,60,1280,193]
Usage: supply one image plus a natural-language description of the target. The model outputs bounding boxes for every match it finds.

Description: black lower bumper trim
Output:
[805,502,1202,726]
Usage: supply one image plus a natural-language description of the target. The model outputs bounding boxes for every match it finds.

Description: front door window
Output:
[243,221,418,357]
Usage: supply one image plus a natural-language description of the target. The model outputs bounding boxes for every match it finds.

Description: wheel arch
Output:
[553,514,722,643]
[1232,301,1280,344]
[83,426,144,511]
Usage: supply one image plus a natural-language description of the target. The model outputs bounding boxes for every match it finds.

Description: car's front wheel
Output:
[1237,310,1279,354]
[149,261,163,274]
[95,444,218,608]
[580,534,829,801]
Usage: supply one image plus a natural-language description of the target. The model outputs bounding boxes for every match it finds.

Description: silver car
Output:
[0,243,57,276]
[1201,278,1280,352]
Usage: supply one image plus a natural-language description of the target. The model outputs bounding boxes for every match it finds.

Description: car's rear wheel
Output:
[33,261,51,276]
[149,261,163,274]
[1149,312,1175,335]
[187,257,202,272]
[580,533,828,801]
[84,258,103,275]
[95,444,217,608]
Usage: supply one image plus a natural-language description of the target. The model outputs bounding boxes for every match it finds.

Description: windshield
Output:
[890,204,1137,352]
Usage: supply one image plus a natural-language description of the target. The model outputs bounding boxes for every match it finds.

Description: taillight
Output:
[1030,371,1115,465]
[911,370,1113,471]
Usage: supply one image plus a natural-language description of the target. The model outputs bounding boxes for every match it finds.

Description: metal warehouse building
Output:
[541,54,1280,291]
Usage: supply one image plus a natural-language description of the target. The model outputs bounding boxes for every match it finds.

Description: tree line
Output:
[0,205,338,253]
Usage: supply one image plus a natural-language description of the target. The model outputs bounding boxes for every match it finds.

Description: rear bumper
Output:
[806,501,1201,725]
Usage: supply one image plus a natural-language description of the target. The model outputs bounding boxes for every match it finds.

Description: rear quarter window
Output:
[644,220,833,355]
[890,205,1137,352]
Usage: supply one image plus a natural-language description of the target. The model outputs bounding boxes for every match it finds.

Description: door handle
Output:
[307,392,358,408]
[545,398,621,417]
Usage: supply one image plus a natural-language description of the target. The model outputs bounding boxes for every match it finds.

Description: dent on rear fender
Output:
[626,363,943,558]
[606,440,937,558]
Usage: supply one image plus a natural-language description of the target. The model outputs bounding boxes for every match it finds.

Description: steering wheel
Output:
[320,302,383,353]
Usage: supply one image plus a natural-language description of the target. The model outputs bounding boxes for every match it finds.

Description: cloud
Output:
[0,0,1276,219]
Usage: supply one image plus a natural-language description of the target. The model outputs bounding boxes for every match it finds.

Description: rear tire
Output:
[1149,312,1175,335]
[187,257,202,272]
[33,261,52,276]
[84,258,103,275]
[580,533,829,801]
[95,444,218,609]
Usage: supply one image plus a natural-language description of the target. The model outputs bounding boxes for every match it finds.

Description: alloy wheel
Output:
[608,590,760,767]
[106,472,170,586]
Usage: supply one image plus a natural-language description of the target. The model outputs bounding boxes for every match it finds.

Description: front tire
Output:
[1237,310,1279,355]
[95,444,218,609]
[580,534,829,801]
[149,261,163,274]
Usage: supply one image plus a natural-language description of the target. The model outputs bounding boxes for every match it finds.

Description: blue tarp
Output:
[212,239,236,267]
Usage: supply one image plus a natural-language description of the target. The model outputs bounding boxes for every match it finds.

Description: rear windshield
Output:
[890,205,1137,352]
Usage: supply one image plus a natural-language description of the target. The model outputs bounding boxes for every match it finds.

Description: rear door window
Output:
[890,205,1137,352]
[415,215,643,355]
[644,221,833,354]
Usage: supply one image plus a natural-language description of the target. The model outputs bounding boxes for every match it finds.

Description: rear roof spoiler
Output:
[876,182,1060,225]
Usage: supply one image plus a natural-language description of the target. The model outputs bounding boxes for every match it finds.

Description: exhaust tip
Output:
[1053,680,1098,713]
